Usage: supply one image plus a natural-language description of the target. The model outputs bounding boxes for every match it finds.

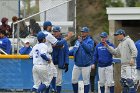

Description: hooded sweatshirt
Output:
[106,36,137,65]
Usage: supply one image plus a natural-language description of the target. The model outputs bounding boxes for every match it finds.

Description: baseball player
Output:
[69,27,94,93]
[92,32,115,93]
[29,32,53,93]
[42,21,73,52]
[41,21,73,93]
[103,29,137,93]
[49,26,69,93]
[135,40,140,90]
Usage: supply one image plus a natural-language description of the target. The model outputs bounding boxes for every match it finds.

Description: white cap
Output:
[24,40,30,44]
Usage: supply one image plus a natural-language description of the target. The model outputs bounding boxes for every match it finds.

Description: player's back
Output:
[30,43,50,65]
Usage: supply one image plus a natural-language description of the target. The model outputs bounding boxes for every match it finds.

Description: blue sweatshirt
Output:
[0,37,12,54]
[52,36,69,69]
[93,40,115,67]
[69,35,94,67]
[19,46,32,54]
[135,40,140,70]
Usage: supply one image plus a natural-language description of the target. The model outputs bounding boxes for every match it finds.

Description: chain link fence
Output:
[0,0,75,54]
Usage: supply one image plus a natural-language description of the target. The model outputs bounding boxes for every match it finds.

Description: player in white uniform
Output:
[30,32,53,93]
[40,21,73,93]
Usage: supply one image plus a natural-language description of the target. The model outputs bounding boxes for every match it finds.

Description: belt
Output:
[121,62,130,65]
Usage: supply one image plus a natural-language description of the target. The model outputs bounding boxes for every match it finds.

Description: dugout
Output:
[106,7,140,93]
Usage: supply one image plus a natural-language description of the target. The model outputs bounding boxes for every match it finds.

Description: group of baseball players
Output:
[28,20,140,93]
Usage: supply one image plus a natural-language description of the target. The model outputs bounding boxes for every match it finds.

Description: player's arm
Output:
[128,39,137,66]
[45,33,64,46]
[81,39,94,53]
[104,42,120,56]
[64,42,69,65]
[91,46,98,69]
[93,46,98,65]
[40,46,51,62]
[47,32,73,46]
[40,53,50,61]
[64,42,69,72]
[128,39,137,58]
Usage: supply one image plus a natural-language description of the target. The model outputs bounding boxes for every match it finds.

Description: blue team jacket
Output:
[19,46,32,54]
[135,40,140,70]
[0,37,12,54]
[69,36,94,67]
[93,41,115,67]
[52,37,69,69]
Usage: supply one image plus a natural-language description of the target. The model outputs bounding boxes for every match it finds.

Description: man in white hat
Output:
[19,39,32,54]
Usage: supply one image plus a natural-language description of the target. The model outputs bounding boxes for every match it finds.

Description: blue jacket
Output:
[52,36,69,69]
[135,40,140,70]
[19,46,32,54]
[69,36,94,67]
[93,40,115,67]
[0,37,12,54]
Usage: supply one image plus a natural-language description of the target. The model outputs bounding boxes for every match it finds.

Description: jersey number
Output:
[35,49,40,58]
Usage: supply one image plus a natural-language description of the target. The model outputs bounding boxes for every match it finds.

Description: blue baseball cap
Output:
[81,27,89,32]
[114,29,125,36]
[37,31,46,40]
[43,21,52,27]
[52,26,61,32]
[100,32,108,38]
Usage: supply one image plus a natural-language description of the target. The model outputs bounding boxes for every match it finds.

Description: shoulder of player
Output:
[42,31,52,36]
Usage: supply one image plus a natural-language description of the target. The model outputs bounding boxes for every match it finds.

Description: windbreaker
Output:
[52,36,69,69]
[69,36,94,67]
[93,41,115,67]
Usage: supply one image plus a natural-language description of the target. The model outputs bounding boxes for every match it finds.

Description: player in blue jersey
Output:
[49,26,69,93]
[93,32,115,93]
[69,27,94,93]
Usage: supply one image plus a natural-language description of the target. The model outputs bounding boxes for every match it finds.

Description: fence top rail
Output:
[13,0,72,25]
[6,21,73,27]
[0,55,74,59]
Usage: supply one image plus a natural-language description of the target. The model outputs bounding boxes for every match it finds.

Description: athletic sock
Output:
[57,86,61,93]
[72,83,78,93]
[100,86,105,93]
[84,84,90,93]
[110,86,114,93]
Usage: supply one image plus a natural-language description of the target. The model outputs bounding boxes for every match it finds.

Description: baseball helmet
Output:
[81,27,89,32]
[52,26,61,32]
[37,31,46,40]
[114,29,125,36]
[43,21,52,27]
[100,32,108,38]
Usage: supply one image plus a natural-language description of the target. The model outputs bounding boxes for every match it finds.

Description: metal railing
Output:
[12,0,75,54]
